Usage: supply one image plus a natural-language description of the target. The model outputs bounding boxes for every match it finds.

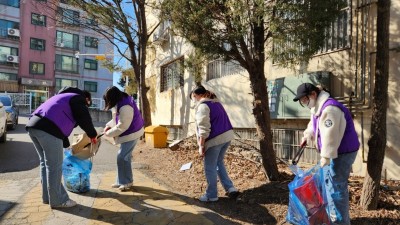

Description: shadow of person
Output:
[58,185,238,224]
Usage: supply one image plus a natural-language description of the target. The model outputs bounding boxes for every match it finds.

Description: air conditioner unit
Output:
[55,42,65,47]
[6,55,18,63]
[7,28,20,37]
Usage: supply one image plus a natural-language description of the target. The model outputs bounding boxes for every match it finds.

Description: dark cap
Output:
[293,83,319,102]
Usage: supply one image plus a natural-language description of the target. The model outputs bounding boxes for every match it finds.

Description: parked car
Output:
[0,95,19,130]
[0,101,6,143]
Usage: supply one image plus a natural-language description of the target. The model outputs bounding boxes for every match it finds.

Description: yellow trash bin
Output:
[144,126,169,148]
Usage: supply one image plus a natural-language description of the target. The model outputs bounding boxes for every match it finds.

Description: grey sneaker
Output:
[51,199,77,208]
[111,183,120,188]
[198,194,218,202]
[118,183,133,191]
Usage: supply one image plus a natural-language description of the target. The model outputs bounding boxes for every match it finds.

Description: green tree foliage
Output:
[64,0,154,127]
[161,0,345,180]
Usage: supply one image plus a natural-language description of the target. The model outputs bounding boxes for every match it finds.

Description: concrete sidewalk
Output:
[0,169,214,225]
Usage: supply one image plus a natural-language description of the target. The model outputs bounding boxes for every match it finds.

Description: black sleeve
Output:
[69,95,97,138]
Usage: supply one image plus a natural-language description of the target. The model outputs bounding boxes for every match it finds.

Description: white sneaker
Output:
[111,183,120,188]
[52,199,77,208]
[118,183,133,191]
[198,194,218,202]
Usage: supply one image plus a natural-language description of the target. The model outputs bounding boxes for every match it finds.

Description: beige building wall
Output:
[146,1,400,179]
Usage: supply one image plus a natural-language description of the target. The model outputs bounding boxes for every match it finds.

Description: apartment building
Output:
[145,1,400,179]
[0,0,113,110]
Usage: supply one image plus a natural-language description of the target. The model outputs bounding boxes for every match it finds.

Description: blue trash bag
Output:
[286,164,332,225]
[62,149,92,193]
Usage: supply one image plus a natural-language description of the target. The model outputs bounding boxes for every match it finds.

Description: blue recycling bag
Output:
[286,164,331,225]
[62,149,92,193]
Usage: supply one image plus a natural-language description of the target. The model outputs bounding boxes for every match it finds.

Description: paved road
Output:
[0,115,221,225]
[0,115,117,217]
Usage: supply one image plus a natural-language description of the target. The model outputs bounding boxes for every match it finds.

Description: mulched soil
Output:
[133,136,400,225]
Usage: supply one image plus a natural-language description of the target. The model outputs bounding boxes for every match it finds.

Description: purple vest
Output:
[33,93,78,137]
[116,96,144,137]
[312,98,360,154]
[202,101,233,141]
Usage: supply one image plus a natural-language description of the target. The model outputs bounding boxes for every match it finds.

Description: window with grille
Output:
[160,57,184,92]
[319,8,350,53]
[30,38,46,51]
[206,59,245,81]
[84,59,97,70]
[31,13,46,26]
[273,2,350,59]
[84,81,97,92]
[29,62,45,75]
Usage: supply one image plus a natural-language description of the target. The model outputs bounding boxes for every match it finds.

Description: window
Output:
[29,62,45,75]
[0,72,17,81]
[0,19,19,38]
[56,31,79,49]
[206,59,245,81]
[84,59,98,70]
[0,45,18,63]
[58,7,80,26]
[86,18,98,26]
[31,13,46,26]
[319,8,350,53]
[55,78,78,93]
[30,38,46,51]
[84,81,97,92]
[85,36,98,48]
[55,54,78,73]
[160,57,184,92]
[0,0,20,8]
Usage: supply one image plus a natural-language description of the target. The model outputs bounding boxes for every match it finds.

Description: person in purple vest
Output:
[102,86,144,191]
[293,83,360,225]
[191,85,239,202]
[26,87,98,208]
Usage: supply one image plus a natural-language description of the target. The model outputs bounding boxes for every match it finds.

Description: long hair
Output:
[190,85,217,99]
[103,86,128,110]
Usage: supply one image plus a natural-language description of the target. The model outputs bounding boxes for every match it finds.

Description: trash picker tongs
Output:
[292,144,306,166]
[83,133,104,148]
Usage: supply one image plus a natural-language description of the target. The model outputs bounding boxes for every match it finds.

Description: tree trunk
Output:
[360,0,390,210]
[248,67,280,181]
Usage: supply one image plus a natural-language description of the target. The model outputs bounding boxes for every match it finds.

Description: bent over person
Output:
[293,83,360,225]
[191,85,239,202]
[26,87,97,208]
[102,86,144,191]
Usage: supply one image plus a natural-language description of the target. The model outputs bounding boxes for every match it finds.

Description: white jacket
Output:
[302,91,346,159]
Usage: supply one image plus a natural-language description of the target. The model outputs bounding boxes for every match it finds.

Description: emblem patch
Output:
[324,119,333,127]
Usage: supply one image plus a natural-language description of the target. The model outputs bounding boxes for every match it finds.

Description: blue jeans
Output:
[116,139,138,185]
[323,151,357,225]
[203,141,235,198]
[28,128,69,207]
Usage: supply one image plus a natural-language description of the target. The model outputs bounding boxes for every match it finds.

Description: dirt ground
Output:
[132,136,400,225]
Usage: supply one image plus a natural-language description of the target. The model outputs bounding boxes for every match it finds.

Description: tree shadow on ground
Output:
[58,185,238,225]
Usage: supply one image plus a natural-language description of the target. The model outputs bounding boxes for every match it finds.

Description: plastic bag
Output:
[286,164,331,225]
[62,149,92,193]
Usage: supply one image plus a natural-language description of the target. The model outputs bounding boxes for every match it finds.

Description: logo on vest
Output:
[324,119,333,127]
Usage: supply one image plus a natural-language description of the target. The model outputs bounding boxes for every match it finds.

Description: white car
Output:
[0,101,6,143]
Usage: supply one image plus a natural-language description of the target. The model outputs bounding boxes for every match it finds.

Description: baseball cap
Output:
[293,83,319,102]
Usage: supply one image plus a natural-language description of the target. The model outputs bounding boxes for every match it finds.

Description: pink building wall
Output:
[19,1,57,84]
